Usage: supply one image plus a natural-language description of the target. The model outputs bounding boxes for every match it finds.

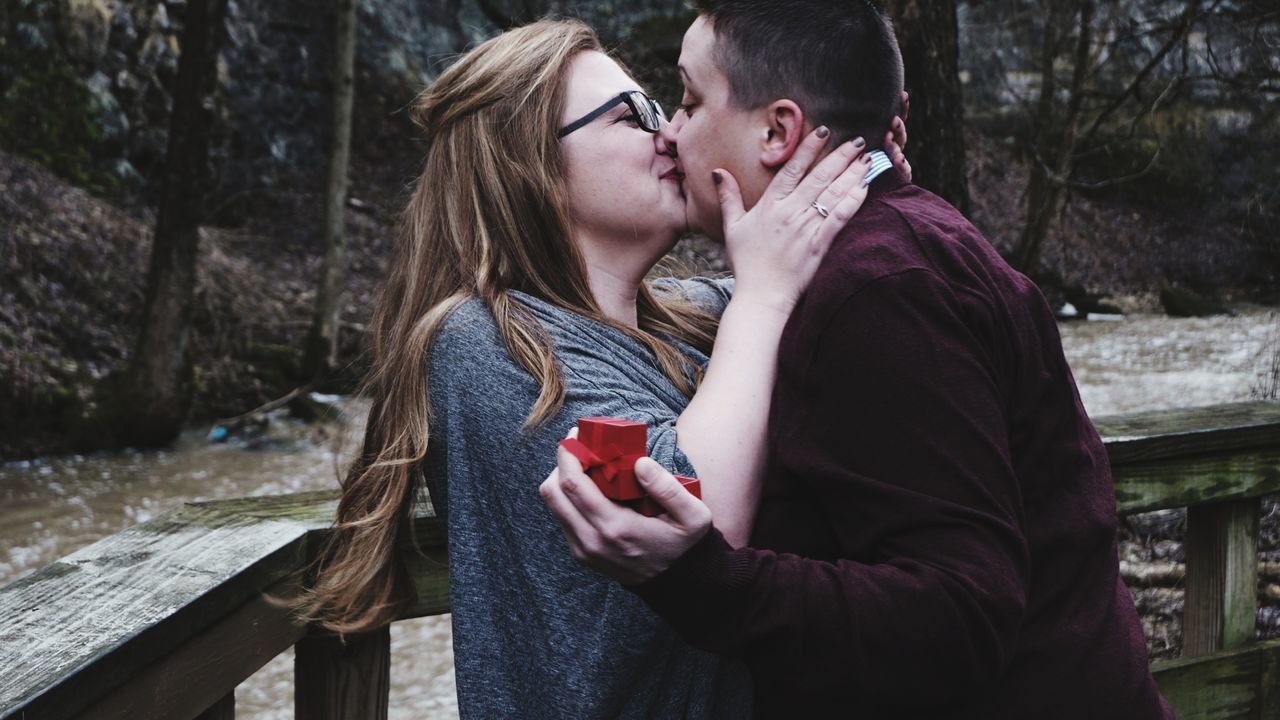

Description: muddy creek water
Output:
[2,309,1277,718]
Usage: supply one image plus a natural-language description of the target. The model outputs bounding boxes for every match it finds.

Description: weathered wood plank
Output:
[71,579,305,720]
[1263,641,1280,720]
[400,526,451,620]
[1096,401,1280,465]
[295,627,391,720]
[1153,638,1280,719]
[1111,447,1280,515]
[0,491,443,720]
[192,692,234,720]
[1184,498,1261,656]
[0,502,315,720]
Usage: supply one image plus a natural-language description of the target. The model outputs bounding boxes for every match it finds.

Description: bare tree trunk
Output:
[301,0,358,382]
[1014,0,1067,276]
[885,0,970,215]
[115,0,229,447]
[1013,0,1093,274]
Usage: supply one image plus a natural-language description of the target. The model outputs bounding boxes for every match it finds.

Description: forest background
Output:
[0,0,1276,458]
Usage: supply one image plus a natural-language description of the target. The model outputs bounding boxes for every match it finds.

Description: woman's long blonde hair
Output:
[297,19,719,634]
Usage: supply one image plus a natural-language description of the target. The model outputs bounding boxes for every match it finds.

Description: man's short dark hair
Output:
[693,0,904,149]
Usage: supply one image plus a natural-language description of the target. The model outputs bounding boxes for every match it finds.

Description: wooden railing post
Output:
[1183,497,1260,656]
[193,692,234,720]
[295,627,391,720]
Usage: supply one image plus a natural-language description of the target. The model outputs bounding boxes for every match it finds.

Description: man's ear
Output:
[759,99,806,169]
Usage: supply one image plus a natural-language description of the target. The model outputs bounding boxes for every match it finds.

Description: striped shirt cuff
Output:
[865,149,894,186]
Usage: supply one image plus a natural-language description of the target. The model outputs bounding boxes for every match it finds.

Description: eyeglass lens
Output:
[626,91,665,132]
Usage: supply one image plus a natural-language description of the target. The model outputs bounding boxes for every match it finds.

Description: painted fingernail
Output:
[816,126,830,139]
[712,170,722,185]
[854,136,866,148]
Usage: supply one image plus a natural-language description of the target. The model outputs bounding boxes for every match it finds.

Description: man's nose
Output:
[656,114,681,157]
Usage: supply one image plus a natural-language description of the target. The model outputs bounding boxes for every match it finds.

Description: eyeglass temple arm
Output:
[557,95,628,139]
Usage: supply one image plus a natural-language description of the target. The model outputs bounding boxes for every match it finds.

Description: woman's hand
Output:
[717,127,872,316]
[885,91,911,181]
[674,129,868,545]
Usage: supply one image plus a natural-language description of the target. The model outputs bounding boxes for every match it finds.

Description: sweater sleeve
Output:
[629,269,1031,706]
[555,344,700,479]
[432,300,703,483]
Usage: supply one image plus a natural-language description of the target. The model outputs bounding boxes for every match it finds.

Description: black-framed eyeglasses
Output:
[557,91,667,139]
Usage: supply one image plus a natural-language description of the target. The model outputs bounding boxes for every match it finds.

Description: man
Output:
[541,1,1173,717]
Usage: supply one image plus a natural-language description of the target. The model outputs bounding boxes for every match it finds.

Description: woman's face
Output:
[559,52,687,255]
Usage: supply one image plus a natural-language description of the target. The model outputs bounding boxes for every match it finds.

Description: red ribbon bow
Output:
[559,418,646,500]
[558,416,702,516]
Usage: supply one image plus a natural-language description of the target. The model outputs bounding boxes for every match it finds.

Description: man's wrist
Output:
[625,526,754,654]
[629,525,749,596]
[623,523,715,586]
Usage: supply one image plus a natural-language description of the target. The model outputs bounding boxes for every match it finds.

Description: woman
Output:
[298,18,880,718]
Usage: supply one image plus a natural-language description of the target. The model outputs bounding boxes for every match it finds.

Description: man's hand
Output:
[540,443,712,585]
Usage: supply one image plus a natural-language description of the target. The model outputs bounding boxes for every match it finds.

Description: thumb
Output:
[714,169,745,230]
[635,457,706,526]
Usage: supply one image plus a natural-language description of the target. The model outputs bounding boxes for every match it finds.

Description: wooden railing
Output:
[1,401,1278,719]
[1097,401,1280,716]
[0,492,448,720]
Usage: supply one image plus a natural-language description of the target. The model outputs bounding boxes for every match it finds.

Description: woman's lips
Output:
[661,169,686,201]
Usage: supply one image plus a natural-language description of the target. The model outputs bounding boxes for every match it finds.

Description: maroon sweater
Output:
[633,175,1172,719]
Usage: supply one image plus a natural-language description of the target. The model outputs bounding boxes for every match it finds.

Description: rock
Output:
[1159,285,1234,318]
[1063,283,1124,317]
[14,22,50,52]
[108,2,138,52]
[109,158,144,187]
[137,72,174,120]
[223,16,253,49]
[114,68,144,97]
[150,3,172,33]
[137,31,177,78]
[216,53,231,91]
[59,0,113,66]
[288,392,340,423]
[383,47,414,83]
[85,71,129,147]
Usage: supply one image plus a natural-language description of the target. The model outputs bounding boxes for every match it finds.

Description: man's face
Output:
[661,16,769,243]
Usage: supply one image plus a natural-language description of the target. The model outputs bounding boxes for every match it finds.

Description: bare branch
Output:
[1066,147,1162,190]
[1080,0,1202,148]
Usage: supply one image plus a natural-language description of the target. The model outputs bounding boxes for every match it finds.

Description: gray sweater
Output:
[424,278,752,719]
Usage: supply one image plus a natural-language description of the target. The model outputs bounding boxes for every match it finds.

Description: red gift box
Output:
[559,416,702,517]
